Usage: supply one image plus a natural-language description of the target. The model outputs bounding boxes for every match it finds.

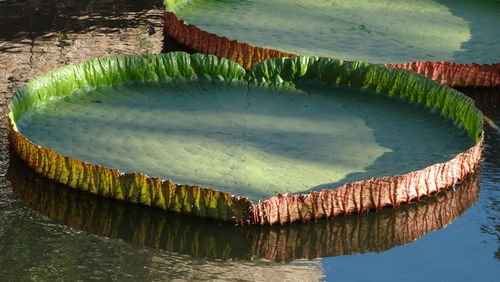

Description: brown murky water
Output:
[1,1,498,280]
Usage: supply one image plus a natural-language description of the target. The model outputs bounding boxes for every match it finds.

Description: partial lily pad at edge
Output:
[163,0,500,87]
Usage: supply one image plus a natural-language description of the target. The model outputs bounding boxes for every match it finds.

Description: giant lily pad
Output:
[8,52,483,224]
[164,0,500,87]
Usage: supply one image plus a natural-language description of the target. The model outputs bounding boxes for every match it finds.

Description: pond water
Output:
[0,0,498,281]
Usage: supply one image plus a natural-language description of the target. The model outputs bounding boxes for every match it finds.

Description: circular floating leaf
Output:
[8,53,483,224]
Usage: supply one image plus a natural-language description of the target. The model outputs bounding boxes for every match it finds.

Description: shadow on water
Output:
[458,87,499,116]
[7,154,480,263]
[0,0,163,44]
